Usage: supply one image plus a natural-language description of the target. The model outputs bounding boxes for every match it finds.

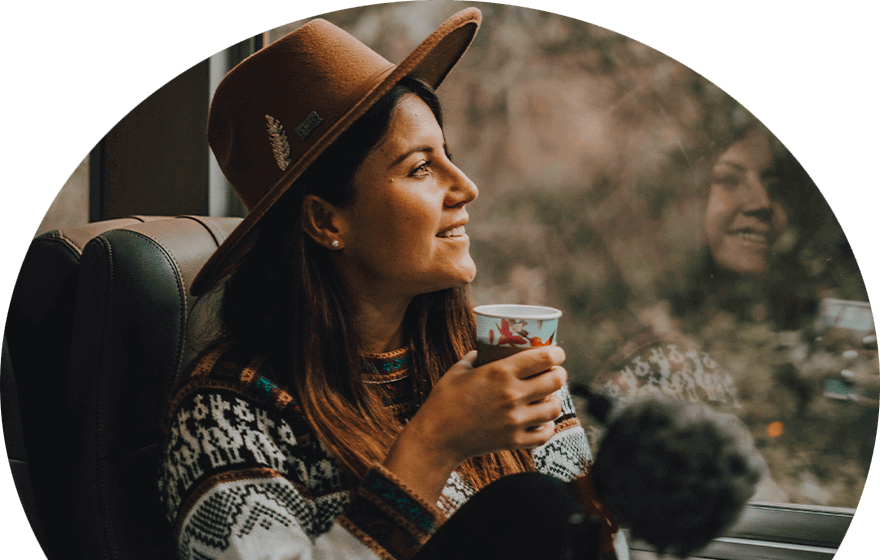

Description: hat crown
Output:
[208,19,395,209]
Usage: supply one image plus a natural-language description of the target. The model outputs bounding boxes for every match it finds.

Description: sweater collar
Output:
[361,347,411,381]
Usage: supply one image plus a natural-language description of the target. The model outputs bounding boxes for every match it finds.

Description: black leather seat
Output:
[4,216,166,559]
[3,215,240,560]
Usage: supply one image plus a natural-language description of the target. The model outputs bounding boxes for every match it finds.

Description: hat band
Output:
[269,64,397,198]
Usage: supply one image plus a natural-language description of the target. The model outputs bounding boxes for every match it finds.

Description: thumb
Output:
[450,350,479,373]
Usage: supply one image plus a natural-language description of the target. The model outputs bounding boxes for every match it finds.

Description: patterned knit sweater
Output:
[158,342,597,560]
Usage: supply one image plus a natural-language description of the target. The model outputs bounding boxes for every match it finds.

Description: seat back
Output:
[3,216,165,559]
[3,215,240,560]
[66,215,240,560]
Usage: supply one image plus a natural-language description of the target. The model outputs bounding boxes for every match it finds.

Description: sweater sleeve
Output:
[531,383,593,481]
[159,385,441,560]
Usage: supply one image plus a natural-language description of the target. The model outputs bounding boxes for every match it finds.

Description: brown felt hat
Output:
[191,7,482,296]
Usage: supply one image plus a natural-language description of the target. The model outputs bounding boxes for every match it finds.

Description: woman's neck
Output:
[352,296,411,354]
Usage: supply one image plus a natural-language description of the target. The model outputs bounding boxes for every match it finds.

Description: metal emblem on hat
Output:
[265,114,291,170]
[295,111,323,141]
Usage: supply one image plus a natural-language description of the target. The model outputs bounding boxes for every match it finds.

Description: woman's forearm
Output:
[382,420,463,504]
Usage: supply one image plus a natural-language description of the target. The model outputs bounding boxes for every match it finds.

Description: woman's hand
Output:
[417,347,567,460]
[382,347,566,502]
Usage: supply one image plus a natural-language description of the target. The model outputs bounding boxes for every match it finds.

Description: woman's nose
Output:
[741,172,772,211]
[444,163,479,207]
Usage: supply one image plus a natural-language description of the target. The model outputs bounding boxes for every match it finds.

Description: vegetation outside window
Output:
[272,3,877,514]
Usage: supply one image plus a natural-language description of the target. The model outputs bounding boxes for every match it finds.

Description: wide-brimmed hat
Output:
[191,7,482,296]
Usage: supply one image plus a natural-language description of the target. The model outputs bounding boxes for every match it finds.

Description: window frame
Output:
[628,502,854,560]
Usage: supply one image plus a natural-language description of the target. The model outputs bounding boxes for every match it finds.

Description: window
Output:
[267,2,880,558]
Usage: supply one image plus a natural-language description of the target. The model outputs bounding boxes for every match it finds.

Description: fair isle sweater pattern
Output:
[158,343,592,560]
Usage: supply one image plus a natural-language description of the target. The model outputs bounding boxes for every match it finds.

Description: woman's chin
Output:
[719,254,771,277]
[405,274,475,298]
[435,263,478,292]
[714,244,772,277]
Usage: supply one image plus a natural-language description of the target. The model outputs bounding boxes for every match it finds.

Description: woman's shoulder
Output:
[587,302,692,381]
[180,339,282,383]
[591,324,740,411]
[177,339,268,384]
[165,340,311,436]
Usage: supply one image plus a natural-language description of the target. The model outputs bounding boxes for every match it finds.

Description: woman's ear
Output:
[301,194,348,250]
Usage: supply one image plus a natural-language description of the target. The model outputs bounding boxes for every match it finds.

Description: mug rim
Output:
[473,304,562,321]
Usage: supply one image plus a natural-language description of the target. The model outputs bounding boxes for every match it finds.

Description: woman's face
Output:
[334,93,479,300]
[704,131,788,276]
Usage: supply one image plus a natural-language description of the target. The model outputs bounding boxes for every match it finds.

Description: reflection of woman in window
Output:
[703,128,787,279]
[667,123,809,336]
[591,122,784,398]
[585,116,819,502]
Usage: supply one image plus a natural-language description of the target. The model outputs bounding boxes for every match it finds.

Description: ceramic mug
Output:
[473,304,562,365]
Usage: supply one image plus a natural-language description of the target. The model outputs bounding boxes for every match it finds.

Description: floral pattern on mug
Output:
[492,318,555,348]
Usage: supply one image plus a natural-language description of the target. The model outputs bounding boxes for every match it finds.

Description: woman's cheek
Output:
[704,194,730,248]
[770,201,788,235]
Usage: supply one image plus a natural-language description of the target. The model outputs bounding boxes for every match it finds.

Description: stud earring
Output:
[331,240,340,249]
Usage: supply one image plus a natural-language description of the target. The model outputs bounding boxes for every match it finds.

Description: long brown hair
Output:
[220,76,532,489]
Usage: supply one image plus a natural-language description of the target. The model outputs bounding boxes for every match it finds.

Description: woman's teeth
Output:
[733,231,768,244]
[437,226,465,238]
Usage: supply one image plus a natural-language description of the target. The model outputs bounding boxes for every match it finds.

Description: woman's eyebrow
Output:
[713,160,747,172]
[394,146,433,165]
[390,144,439,167]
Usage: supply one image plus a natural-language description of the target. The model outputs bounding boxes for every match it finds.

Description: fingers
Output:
[527,392,563,426]
[510,393,563,443]
[514,418,557,448]
[521,365,566,403]
[474,349,566,407]
[504,346,566,379]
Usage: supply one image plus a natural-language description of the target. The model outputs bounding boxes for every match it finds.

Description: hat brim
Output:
[191,7,482,296]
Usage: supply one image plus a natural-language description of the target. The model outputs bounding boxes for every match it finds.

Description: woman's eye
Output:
[712,173,740,189]
[411,162,430,177]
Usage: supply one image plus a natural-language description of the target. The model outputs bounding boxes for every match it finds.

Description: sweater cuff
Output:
[340,464,442,560]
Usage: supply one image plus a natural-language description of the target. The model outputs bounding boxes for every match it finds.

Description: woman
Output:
[158,9,612,560]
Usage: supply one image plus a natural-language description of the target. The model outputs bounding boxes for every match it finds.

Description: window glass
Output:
[267,3,877,509]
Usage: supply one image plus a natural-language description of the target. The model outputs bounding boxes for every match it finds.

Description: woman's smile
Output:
[729,231,769,247]
[727,222,773,247]
[437,224,468,238]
